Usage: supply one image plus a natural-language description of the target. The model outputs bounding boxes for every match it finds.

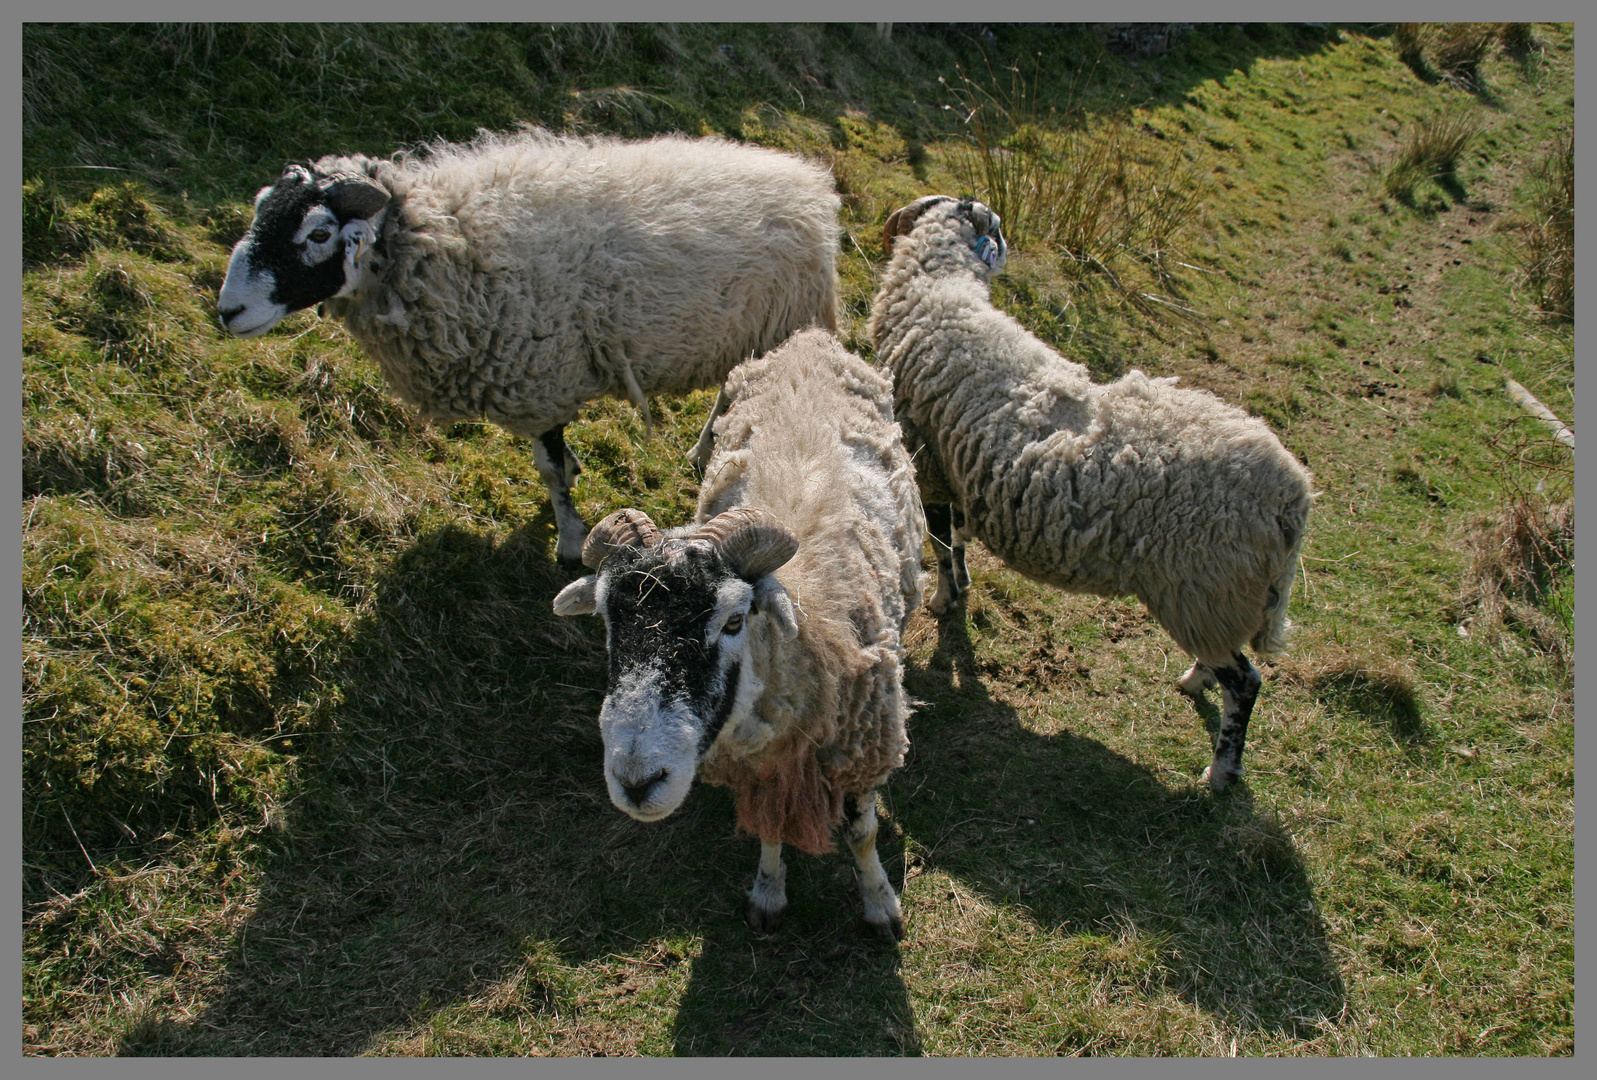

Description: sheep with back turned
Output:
[216,127,840,563]
[552,329,924,938]
[869,195,1313,792]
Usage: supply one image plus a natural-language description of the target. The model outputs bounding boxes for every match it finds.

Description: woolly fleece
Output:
[869,199,1312,666]
[317,128,841,438]
[694,329,924,854]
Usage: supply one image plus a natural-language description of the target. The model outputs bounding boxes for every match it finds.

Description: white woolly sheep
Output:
[216,128,841,563]
[869,195,1312,792]
[552,329,924,938]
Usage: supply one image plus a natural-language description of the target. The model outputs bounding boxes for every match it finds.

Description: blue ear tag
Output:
[974,235,1000,268]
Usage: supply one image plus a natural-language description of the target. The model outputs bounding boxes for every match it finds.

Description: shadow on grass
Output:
[896,615,1346,1038]
[1313,665,1427,746]
[114,511,918,1056]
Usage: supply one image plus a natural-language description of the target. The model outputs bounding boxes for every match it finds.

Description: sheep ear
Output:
[552,575,599,616]
[753,576,798,642]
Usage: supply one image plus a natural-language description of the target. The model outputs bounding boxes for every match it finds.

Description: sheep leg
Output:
[745,839,788,934]
[925,503,966,616]
[845,791,904,940]
[533,426,589,566]
[1200,652,1262,793]
[1176,661,1219,698]
[951,505,972,592]
[688,385,732,476]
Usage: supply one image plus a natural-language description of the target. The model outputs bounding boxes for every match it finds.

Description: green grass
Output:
[23,22,1572,1057]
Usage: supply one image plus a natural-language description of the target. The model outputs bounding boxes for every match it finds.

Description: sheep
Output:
[868,195,1312,792]
[551,328,924,938]
[216,127,841,563]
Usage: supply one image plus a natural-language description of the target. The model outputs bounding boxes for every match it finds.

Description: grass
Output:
[1383,108,1486,206]
[941,61,1208,315]
[22,22,1573,1056]
[1514,127,1574,320]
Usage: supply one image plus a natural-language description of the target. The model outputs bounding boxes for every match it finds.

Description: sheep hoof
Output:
[744,895,787,935]
[927,583,962,617]
[867,912,905,942]
[1201,762,1242,793]
[1177,663,1217,698]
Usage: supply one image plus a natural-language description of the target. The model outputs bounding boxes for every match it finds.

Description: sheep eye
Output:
[307,228,333,244]
[721,613,744,636]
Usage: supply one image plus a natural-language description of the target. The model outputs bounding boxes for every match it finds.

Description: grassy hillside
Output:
[22,23,1572,1056]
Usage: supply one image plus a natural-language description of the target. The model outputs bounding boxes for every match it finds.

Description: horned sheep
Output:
[868,195,1312,792]
[552,329,925,938]
[216,127,841,563]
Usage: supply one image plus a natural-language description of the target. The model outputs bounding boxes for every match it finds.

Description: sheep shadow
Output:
[896,612,1346,1038]
[112,512,917,1056]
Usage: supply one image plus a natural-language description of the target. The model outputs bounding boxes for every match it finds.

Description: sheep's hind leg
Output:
[534,426,588,566]
[925,503,966,616]
[951,506,972,593]
[845,792,903,941]
[745,839,788,934]
[1200,652,1262,793]
[1176,661,1219,698]
[688,386,732,476]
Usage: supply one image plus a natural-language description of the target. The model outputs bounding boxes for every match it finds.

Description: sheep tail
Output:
[616,348,654,440]
[1252,512,1308,655]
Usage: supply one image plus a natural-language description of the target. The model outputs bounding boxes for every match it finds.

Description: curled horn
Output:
[319,172,391,221]
[882,195,956,251]
[696,507,799,580]
[581,508,662,569]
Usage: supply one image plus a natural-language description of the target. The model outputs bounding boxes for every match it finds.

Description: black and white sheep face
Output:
[217,165,390,338]
[557,540,777,822]
[552,508,801,824]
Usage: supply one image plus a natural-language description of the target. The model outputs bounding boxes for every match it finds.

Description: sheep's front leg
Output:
[745,838,787,934]
[1200,652,1262,793]
[534,426,589,566]
[845,792,904,941]
[687,386,732,476]
[925,503,968,616]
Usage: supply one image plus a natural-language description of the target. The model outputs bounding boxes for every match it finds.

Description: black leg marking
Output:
[538,425,581,486]
[533,425,589,566]
[1207,652,1262,792]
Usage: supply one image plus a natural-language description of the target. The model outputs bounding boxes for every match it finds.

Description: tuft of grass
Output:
[1382,108,1484,204]
[1515,128,1572,320]
[1392,22,1511,89]
[1460,497,1573,668]
[940,61,1208,317]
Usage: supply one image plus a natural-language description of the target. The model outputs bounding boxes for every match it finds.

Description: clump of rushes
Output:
[941,62,1207,317]
[1495,22,1540,59]
[1393,22,1508,88]
[1383,107,1484,204]
[1428,23,1499,87]
[1519,128,1573,319]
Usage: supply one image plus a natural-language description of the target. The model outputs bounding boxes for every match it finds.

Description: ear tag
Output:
[974,235,1001,268]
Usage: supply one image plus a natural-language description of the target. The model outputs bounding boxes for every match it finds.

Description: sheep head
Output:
[217,164,391,338]
[883,194,1008,274]
[551,507,802,822]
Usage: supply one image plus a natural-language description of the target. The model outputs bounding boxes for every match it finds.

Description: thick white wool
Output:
[695,329,924,804]
[318,128,841,438]
[869,201,1311,665]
